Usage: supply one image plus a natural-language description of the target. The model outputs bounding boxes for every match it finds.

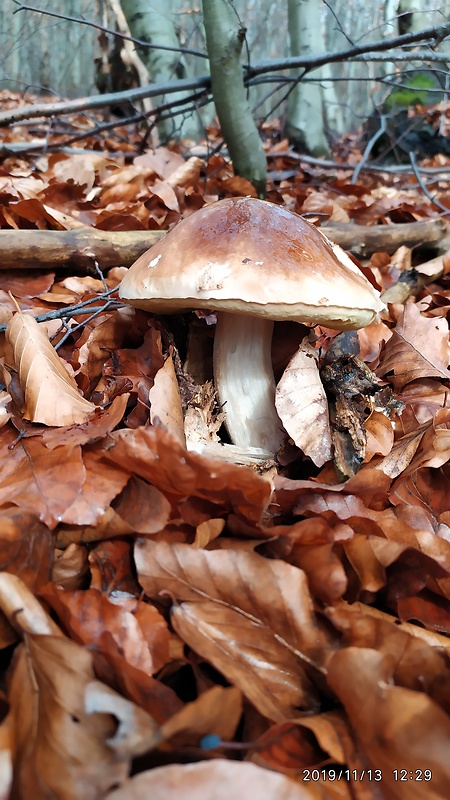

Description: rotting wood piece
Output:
[0,229,164,271]
[321,218,447,258]
[0,218,446,271]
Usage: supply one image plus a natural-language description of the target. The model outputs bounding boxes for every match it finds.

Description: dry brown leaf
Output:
[135,540,333,719]
[135,541,330,663]
[397,407,450,477]
[52,543,89,591]
[275,341,332,467]
[75,305,136,394]
[377,302,450,389]
[103,424,271,524]
[327,647,450,800]
[149,354,186,446]
[113,476,172,534]
[375,424,426,478]
[0,427,86,528]
[5,311,95,426]
[171,600,319,720]
[40,586,171,677]
[0,573,61,638]
[161,685,242,744]
[193,518,226,547]
[0,506,53,592]
[364,411,394,459]
[8,635,129,799]
[395,379,450,436]
[106,759,321,800]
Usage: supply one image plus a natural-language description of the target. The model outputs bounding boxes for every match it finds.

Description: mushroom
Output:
[119,197,384,453]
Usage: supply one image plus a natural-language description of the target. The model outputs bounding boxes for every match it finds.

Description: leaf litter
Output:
[0,91,450,798]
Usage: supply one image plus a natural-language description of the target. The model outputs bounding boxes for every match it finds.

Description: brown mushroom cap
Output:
[119,197,384,329]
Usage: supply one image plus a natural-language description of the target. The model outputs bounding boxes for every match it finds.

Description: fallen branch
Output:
[320,218,448,257]
[0,219,447,272]
[0,229,164,271]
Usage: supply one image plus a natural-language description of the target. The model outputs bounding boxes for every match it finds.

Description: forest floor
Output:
[0,91,449,799]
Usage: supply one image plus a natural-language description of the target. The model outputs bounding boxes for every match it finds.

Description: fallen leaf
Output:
[5,311,95,426]
[113,476,172,535]
[135,540,334,719]
[103,424,271,524]
[161,685,242,744]
[275,341,332,467]
[106,759,320,800]
[0,427,86,528]
[377,302,450,389]
[7,635,143,799]
[40,586,171,676]
[327,646,450,800]
[149,354,186,446]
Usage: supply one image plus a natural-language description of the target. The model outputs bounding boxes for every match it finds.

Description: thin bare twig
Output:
[10,0,208,59]
[2,21,450,128]
[408,150,450,216]
[352,115,387,184]
[0,289,123,335]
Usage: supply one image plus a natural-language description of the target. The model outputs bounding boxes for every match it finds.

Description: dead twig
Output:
[0,289,123,335]
[408,150,450,217]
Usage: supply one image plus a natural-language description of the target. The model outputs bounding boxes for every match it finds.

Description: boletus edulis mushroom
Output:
[119,197,384,453]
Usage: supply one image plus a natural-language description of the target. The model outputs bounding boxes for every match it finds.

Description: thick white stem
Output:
[213,313,286,452]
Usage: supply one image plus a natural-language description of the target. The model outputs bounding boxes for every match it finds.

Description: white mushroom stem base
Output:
[213,312,286,453]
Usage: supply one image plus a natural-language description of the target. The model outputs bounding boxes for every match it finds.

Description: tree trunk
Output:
[119,0,201,140]
[286,0,342,155]
[202,0,267,197]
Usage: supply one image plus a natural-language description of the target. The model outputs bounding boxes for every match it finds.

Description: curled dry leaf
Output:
[8,635,130,800]
[0,572,61,638]
[275,341,332,467]
[377,302,450,390]
[106,759,320,800]
[113,475,172,535]
[0,426,86,528]
[40,586,171,677]
[171,600,319,720]
[103,424,271,524]
[364,410,394,459]
[327,647,450,800]
[135,540,334,719]
[160,685,242,745]
[149,354,186,446]
[5,311,95,426]
[193,518,226,548]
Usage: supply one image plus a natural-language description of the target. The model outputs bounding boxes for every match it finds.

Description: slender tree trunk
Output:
[202,0,267,197]
[120,0,200,140]
[286,0,342,155]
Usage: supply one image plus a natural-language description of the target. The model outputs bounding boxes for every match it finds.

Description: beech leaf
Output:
[106,759,318,800]
[5,310,95,426]
[149,354,186,446]
[377,302,450,389]
[275,341,332,466]
[104,425,271,524]
[135,541,332,686]
[8,635,131,799]
[328,647,450,799]
[171,600,319,720]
